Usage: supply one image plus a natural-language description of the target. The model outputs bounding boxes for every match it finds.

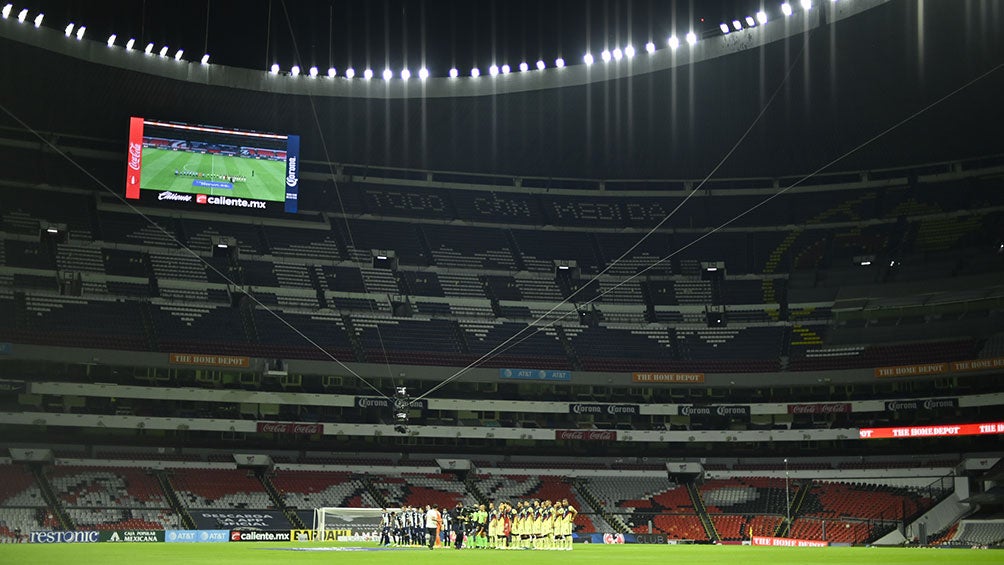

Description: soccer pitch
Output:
[0,542,999,565]
[140,147,287,202]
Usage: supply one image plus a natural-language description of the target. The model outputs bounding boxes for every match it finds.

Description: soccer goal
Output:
[314,507,398,539]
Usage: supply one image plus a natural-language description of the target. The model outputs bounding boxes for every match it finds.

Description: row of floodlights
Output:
[2,3,210,64]
[720,1,835,34]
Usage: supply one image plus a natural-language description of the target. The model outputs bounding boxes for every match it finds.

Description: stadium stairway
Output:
[554,326,583,371]
[29,464,74,530]
[687,481,719,542]
[463,472,490,506]
[773,480,811,537]
[155,471,195,529]
[573,480,629,534]
[360,476,389,509]
[340,314,368,363]
[258,470,304,529]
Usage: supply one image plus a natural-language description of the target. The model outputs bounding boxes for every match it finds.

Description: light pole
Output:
[784,457,791,535]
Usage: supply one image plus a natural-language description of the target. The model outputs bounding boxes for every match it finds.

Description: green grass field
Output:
[0,542,998,565]
[141,147,287,201]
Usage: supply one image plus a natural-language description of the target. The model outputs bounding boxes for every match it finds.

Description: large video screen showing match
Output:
[126,117,299,213]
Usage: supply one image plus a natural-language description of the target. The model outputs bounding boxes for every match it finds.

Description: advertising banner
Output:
[679,405,750,418]
[568,403,639,416]
[256,422,323,435]
[229,530,292,542]
[859,422,1004,439]
[355,397,427,410]
[751,536,829,547]
[884,398,958,412]
[787,403,852,414]
[169,353,250,368]
[499,368,572,381]
[99,530,164,542]
[125,117,144,199]
[290,529,351,541]
[631,372,704,384]
[284,135,300,213]
[0,379,26,393]
[165,530,229,543]
[874,363,948,378]
[30,531,100,543]
[554,430,617,441]
[950,357,1004,372]
[191,510,293,530]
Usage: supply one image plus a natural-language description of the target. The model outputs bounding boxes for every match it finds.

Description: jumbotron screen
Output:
[125,117,300,213]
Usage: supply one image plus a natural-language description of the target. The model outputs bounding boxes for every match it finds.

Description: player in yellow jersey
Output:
[561,498,577,550]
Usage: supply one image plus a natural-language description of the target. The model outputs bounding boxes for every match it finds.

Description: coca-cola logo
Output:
[788,403,852,414]
[158,191,193,202]
[128,142,142,171]
[256,422,322,434]
[555,430,617,441]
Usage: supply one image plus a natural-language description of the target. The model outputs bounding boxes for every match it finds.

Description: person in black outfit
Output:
[450,503,467,549]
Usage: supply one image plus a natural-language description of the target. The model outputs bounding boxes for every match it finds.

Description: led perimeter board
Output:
[126,117,300,213]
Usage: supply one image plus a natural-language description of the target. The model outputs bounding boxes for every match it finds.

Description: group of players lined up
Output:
[173,169,250,183]
[380,498,578,550]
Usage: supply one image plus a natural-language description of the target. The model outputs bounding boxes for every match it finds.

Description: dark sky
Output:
[26,0,776,75]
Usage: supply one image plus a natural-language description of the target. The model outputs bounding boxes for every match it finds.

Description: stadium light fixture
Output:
[75,26,85,40]
[418,67,429,80]
[801,0,812,9]
[489,64,499,76]
[345,67,355,79]
[45,227,59,235]
[174,49,183,61]
[746,16,756,27]
[732,20,743,31]
[583,52,594,65]
[601,49,611,62]
[645,41,655,54]
[400,68,410,80]
[668,36,680,49]
[125,38,135,50]
[363,68,373,79]
[33,12,42,27]
[470,67,480,77]
[519,61,529,72]
[720,23,730,34]
[625,45,636,58]
[290,65,300,76]
[686,32,697,45]
[501,63,511,74]
[448,67,458,78]
[536,59,545,70]
[327,67,336,77]
[16,8,26,23]
[64,23,74,37]
[612,47,622,61]
[201,53,210,65]
[382,68,393,80]
[158,45,168,57]
[216,243,228,249]
[308,66,318,77]
[554,58,564,68]
[144,42,154,55]
[757,11,768,24]
[1,4,10,19]
[106,34,116,47]
[781,3,793,16]
[859,260,872,266]
[270,63,279,74]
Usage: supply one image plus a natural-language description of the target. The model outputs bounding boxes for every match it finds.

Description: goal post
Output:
[314,507,399,538]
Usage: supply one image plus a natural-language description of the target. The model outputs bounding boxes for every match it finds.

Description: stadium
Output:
[0,0,1002,563]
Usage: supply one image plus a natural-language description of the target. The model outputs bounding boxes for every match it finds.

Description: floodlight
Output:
[345,67,355,78]
[645,42,655,54]
[519,61,529,72]
[554,58,564,68]
[612,47,622,60]
[33,13,42,27]
[501,63,511,73]
[16,8,26,23]
[583,52,594,65]
[489,64,499,76]
[801,0,812,9]
[449,67,458,78]
[746,16,756,26]
[363,68,373,79]
[290,65,300,76]
[75,26,85,40]
[601,50,611,62]
[860,260,871,266]
[107,34,116,47]
[720,23,730,34]
[125,38,135,50]
[418,67,429,80]
[470,67,480,77]
[328,67,336,77]
[1,4,11,19]
[668,36,680,49]
[45,227,59,235]
[270,63,279,74]
[145,42,154,55]
[733,20,742,31]
[536,59,545,70]
[201,54,210,65]
[309,66,318,77]
[174,49,183,61]
[757,11,768,24]
[400,68,410,80]
[382,68,393,80]
[781,3,793,16]
[686,32,697,45]
[64,23,74,36]
[158,45,168,57]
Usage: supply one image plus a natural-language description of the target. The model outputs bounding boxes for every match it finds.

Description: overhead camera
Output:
[393,387,410,433]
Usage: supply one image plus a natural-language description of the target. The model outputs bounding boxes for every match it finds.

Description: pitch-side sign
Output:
[751,536,829,547]
[859,422,1004,439]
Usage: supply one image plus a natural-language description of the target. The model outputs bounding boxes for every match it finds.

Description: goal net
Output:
[314,507,398,540]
